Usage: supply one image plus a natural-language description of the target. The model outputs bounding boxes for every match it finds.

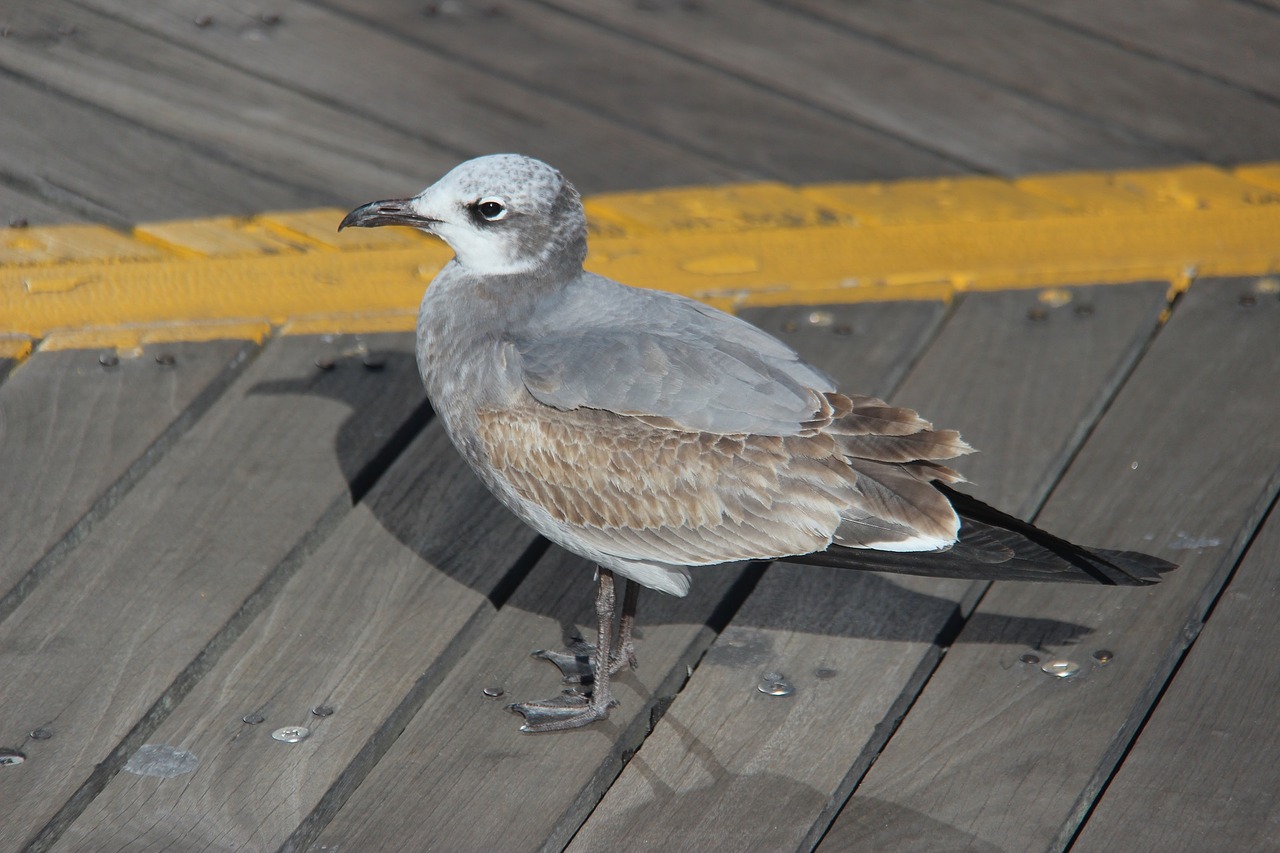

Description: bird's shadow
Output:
[250,344,1095,654]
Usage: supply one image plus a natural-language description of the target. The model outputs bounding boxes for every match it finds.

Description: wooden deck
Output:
[3,2,1280,851]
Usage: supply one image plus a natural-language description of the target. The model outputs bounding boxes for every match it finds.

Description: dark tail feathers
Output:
[785,483,1177,586]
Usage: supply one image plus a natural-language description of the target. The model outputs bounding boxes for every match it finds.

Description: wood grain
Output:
[1004,0,1280,100]
[322,0,961,183]
[820,278,1280,852]
[544,0,1183,174]
[0,74,321,228]
[782,0,1280,163]
[567,284,1169,851]
[0,334,427,849]
[306,301,947,851]
[74,0,747,194]
[0,340,252,602]
[52,421,539,852]
[1071,505,1280,852]
[0,1,449,211]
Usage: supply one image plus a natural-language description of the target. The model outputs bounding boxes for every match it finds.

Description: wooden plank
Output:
[52,422,540,852]
[1070,503,1280,852]
[0,333,428,850]
[819,277,1280,852]
[544,0,1184,174]
[0,340,253,605]
[0,186,75,227]
[306,301,947,851]
[568,283,1170,850]
[1003,0,1280,100]
[0,74,322,228]
[322,0,961,182]
[0,1,450,211]
[783,0,1280,164]
[74,0,748,194]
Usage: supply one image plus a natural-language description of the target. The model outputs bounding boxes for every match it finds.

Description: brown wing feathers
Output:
[476,391,971,565]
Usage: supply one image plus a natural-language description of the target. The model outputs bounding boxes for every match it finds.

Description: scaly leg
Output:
[509,568,622,732]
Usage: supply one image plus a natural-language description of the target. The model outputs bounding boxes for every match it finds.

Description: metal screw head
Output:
[154,353,176,367]
[271,726,310,743]
[781,320,799,333]
[1092,649,1114,664]
[314,356,336,371]
[310,705,335,718]
[1041,659,1080,678]
[482,686,505,698]
[361,355,385,371]
[1019,653,1041,665]
[0,751,25,767]
[1239,293,1258,308]
[99,353,119,368]
[1027,306,1049,322]
[28,728,52,741]
[242,713,265,725]
[1074,303,1095,317]
[806,310,834,327]
[757,672,795,697]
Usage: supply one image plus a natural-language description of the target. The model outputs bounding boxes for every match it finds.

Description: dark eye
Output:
[474,197,507,221]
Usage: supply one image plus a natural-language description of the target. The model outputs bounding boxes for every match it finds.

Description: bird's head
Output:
[340,154,587,276]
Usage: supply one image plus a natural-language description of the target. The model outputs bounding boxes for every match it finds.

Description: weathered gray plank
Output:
[782,0,1280,163]
[322,0,961,182]
[0,340,252,609]
[819,278,1280,853]
[0,334,427,850]
[545,0,1184,174]
[306,301,947,852]
[568,283,1170,851]
[52,421,539,852]
[1071,503,1280,852]
[0,2,450,210]
[1004,0,1280,100]
[0,72,323,228]
[0,186,74,226]
[74,0,747,194]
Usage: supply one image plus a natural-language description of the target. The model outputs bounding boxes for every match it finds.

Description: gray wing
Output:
[515,273,836,435]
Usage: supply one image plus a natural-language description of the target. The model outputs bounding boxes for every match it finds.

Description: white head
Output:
[340,154,587,276]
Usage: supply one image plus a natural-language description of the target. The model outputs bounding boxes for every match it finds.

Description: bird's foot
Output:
[531,635,638,683]
[508,688,617,733]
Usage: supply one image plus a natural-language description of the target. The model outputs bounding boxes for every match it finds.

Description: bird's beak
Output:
[338,198,438,231]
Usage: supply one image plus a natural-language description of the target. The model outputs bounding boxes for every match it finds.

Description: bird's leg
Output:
[508,568,621,732]
[529,573,641,681]
[609,578,640,675]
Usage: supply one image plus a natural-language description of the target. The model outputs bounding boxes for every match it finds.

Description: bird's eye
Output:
[474,197,508,221]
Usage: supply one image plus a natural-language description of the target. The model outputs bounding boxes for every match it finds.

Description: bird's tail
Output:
[785,483,1177,585]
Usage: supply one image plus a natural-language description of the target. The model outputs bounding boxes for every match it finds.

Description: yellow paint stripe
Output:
[2,162,1278,353]
[38,320,271,352]
[0,335,33,360]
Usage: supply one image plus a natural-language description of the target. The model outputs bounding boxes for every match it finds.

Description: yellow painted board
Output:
[1,245,448,337]
[0,335,33,360]
[1016,164,1280,214]
[802,176,1072,225]
[0,224,170,267]
[584,182,848,235]
[1233,162,1280,194]
[259,208,437,251]
[39,320,272,352]
[134,216,321,258]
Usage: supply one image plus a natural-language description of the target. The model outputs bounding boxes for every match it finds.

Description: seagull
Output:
[340,155,1176,732]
